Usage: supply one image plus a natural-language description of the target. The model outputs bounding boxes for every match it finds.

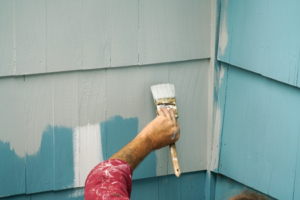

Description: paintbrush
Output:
[151,83,181,177]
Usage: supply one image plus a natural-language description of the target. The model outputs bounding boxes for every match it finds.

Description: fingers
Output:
[160,107,172,121]
[169,108,176,125]
[157,109,164,116]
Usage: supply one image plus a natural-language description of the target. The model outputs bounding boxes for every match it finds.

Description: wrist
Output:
[137,129,154,152]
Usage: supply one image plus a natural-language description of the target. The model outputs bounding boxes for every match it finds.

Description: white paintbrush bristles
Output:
[151,84,175,101]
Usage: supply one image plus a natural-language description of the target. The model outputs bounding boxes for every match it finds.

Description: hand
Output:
[142,107,180,150]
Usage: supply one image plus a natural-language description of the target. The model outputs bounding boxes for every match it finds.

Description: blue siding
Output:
[180,171,206,199]
[215,174,275,200]
[131,177,159,200]
[26,126,54,194]
[218,0,300,88]
[131,171,206,200]
[218,65,300,200]
[31,188,84,200]
[1,195,30,200]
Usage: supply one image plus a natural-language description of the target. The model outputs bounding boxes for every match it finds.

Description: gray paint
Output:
[82,0,110,69]
[78,69,106,126]
[0,0,14,76]
[15,0,47,75]
[138,0,211,65]
[167,60,208,174]
[24,74,53,156]
[0,77,26,157]
[0,0,212,77]
[47,0,82,72]
[111,0,138,67]
[53,72,79,127]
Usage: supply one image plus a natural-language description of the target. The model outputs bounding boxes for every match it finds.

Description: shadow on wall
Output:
[0,115,157,196]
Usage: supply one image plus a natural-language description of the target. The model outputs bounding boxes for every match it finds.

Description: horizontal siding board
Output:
[138,0,211,65]
[0,0,210,77]
[218,0,300,88]
[219,65,300,200]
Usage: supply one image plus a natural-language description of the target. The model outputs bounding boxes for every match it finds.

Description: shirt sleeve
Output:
[84,159,133,200]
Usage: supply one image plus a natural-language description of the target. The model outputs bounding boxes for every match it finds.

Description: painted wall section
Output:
[218,0,300,88]
[218,65,300,200]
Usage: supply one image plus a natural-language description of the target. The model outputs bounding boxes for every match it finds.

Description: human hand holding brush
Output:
[109,107,180,171]
[144,107,180,150]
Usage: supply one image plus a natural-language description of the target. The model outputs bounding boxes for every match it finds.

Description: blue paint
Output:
[106,115,157,180]
[26,125,54,194]
[54,126,75,190]
[205,171,217,200]
[1,195,30,200]
[0,141,25,197]
[215,174,275,200]
[293,134,300,200]
[131,177,159,200]
[131,171,206,200]
[158,174,180,199]
[218,0,300,88]
[31,187,84,200]
[219,65,300,200]
[180,171,206,199]
[100,121,107,160]
[213,63,229,173]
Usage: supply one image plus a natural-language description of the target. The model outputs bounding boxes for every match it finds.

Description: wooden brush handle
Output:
[170,143,181,177]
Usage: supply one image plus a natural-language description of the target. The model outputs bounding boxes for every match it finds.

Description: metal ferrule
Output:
[154,98,178,119]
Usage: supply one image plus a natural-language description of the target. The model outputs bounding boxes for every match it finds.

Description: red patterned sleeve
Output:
[84,159,133,200]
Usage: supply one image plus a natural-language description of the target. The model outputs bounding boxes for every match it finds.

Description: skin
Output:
[110,107,180,170]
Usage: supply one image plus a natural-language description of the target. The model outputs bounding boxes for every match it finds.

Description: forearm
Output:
[110,130,153,170]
